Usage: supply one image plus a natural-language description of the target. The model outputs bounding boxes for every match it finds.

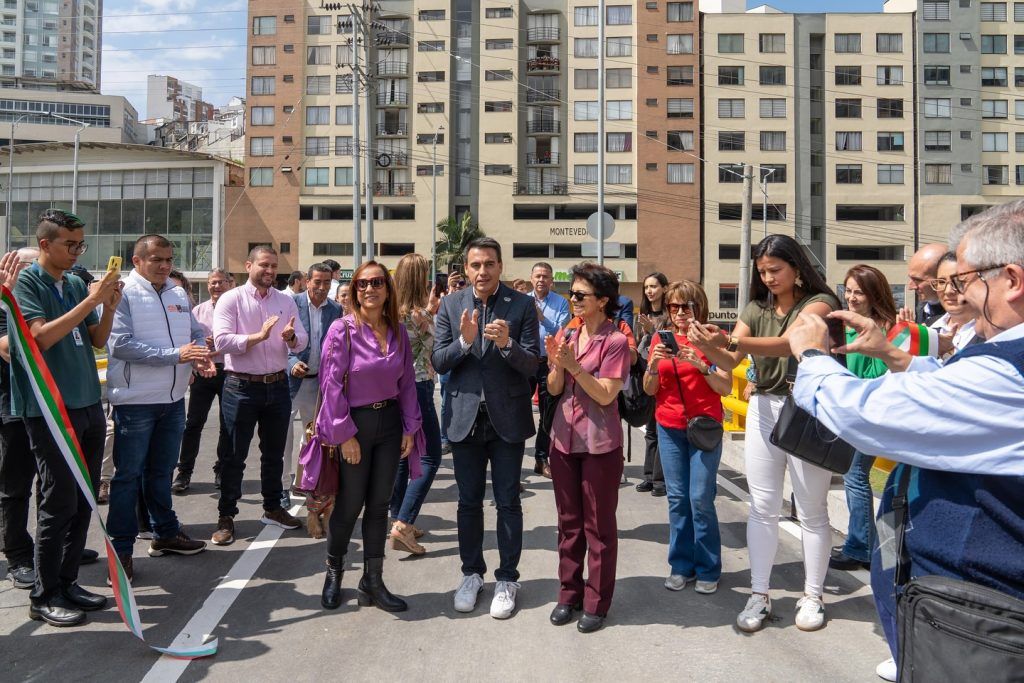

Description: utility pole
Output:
[739,163,754,313]
[597,0,606,265]
[344,24,363,269]
[760,167,775,238]
[347,2,380,262]
[431,124,444,279]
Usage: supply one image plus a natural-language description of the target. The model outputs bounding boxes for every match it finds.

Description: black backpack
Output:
[618,354,654,428]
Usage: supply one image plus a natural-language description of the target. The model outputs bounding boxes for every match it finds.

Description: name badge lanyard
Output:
[33,263,86,346]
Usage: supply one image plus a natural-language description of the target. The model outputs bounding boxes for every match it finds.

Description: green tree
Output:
[434,212,484,271]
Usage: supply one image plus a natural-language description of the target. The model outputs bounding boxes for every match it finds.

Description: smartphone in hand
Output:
[825,317,847,367]
[657,329,680,355]
[107,256,122,276]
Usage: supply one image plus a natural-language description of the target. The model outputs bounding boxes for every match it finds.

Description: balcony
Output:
[376,124,408,137]
[374,182,415,197]
[515,182,568,196]
[527,56,560,73]
[527,27,561,43]
[376,61,409,77]
[377,91,409,107]
[526,152,561,165]
[526,88,560,104]
[526,120,561,135]
[376,151,409,167]
[376,30,410,46]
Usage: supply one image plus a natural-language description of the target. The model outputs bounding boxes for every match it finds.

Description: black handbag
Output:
[768,357,855,474]
[892,467,1024,682]
[669,358,723,452]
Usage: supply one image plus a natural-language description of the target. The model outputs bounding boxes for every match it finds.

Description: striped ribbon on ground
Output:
[1,285,217,658]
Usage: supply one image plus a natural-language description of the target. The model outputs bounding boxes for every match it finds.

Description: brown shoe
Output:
[390,522,425,555]
[107,553,133,585]
[97,480,110,505]
[261,507,301,530]
[211,516,234,546]
[409,524,425,539]
[541,463,553,479]
[149,531,207,557]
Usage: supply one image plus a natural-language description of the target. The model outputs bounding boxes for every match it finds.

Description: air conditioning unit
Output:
[503,135,513,143]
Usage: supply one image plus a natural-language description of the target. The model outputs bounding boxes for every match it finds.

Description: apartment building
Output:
[0,0,101,89]
[146,75,215,124]
[702,3,916,325]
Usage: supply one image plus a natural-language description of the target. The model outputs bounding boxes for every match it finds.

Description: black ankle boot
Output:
[357,557,407,612]
[321,555,344,610]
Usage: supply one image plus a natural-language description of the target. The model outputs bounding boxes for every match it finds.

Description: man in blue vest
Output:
[106,235,215,582]
[787,199,1024,682]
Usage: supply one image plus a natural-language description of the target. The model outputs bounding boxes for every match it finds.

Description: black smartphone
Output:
[434,273,448,297]
[657,329,680,355]
[825,317,847,367]
[450,263,463,275]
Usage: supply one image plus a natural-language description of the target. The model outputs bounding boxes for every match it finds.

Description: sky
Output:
[99,0,885,120]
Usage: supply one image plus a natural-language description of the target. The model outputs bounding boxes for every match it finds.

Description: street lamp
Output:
[431,124,445,280]
[5,112,35,253]
[48,112,91,213]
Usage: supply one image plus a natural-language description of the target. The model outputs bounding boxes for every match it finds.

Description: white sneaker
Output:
[695,580,719,594]
[736,593,772,632]
[875,658,897,682]
[795,594,826,631]
[664,574,695,591]
[490,580,520,619]
[136,531,155,540]
[453,573,484,613]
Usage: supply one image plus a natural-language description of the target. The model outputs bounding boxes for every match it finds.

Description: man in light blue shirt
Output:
[787,200,1024,681]
[530,262,570,477]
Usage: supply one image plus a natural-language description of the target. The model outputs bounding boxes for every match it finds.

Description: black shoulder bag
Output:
[669,359,723,453]
[892,467,1024,682]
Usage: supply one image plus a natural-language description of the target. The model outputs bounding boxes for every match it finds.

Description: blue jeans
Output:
[106,400,186,556]
[438,372,450,444]
[390,379,443,524]
[842,451,877,563]
[657,424,723,581]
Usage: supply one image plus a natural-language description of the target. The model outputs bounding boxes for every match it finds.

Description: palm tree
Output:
[434,211,483,271]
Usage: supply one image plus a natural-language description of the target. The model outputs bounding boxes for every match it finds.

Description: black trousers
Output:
[24,402,105,602]
[327,403,402,561]
[0,418,36,568]
[533,358,551,461]
[642,415,664,485]
[177,367,229,477]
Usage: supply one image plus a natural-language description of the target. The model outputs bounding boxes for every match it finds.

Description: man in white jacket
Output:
[105,235,215,578]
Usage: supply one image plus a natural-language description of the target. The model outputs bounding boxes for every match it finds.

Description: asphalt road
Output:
[0,394,890,682]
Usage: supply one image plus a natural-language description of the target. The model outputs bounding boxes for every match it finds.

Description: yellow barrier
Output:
[722,359,750,432]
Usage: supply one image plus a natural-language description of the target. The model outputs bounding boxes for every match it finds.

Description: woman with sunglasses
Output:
[316,261,423,613]
[635,272,670,497]
[642,281,732,594]
[545,263,631,633]
[688,234,839,633]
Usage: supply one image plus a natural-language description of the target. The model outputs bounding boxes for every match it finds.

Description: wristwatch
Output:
[726,335,740,353]
[800,349,828,362]
[503,337,513,351]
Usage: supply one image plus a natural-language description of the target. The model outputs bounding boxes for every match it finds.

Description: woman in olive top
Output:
[689,234,840,634]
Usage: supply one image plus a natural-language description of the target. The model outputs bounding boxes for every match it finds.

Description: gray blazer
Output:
[431,282,540,443]
[287,293,342,396]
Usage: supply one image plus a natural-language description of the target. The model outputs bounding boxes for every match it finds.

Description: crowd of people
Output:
[0,203,1022,681]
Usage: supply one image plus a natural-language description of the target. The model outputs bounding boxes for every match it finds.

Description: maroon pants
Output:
[549,446,623,616]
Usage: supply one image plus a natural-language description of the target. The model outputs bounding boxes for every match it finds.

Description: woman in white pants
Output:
[689,234,839,633]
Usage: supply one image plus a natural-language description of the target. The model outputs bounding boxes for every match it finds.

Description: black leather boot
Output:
[321,555,344,610]
[357,557,407,612]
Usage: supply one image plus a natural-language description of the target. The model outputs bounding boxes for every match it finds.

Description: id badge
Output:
[72,327,85,347]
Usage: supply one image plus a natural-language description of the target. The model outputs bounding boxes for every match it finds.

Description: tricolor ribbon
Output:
[1,285,217,658]
[887,321,940,358]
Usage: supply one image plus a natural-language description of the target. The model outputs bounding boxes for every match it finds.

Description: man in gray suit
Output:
[432,237,540,619]
[284,263,342,506]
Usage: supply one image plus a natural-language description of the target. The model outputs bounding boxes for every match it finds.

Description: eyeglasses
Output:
[57,239,89,256]
[568,290,594,302]
[926,278,956,293]
[950,264,1007,294]
[354,276,387,291]
[666,301,695,315]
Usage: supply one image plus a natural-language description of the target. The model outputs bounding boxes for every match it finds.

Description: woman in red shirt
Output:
[642,281,732,594]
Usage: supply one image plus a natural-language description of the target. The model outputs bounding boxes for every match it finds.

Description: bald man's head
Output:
[16,247,39,264]
[908,243,948,303]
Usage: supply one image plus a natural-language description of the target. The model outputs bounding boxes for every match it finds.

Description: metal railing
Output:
[373,182,415,197]
[376,61,409,76]
[375,124,407,136]
[514,182,568,195]
[527,27,561,42]
[527,56,560,72]
[526,120,561,134]
[526,152,560,165]
[526,88,560,103]
[376,91,409,106]
[376,30,410,46]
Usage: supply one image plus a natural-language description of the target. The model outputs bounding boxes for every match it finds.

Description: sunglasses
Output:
[568,290,595,302]
[451,280,467,289]
[666,301,695,315]
[354,276,387,291]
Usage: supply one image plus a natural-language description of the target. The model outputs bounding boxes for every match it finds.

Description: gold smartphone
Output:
[107,256,122,275]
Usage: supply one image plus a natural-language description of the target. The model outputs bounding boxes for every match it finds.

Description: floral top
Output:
[403,309,435,382]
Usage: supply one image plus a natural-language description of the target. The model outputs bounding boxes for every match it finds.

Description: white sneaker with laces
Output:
[454,573,484,613]
[736,593,772,632]
[695,580,719,594]
[490,580,520,619]
[795,594,826,631]
[664,574,695,591]
[875,658,897,682]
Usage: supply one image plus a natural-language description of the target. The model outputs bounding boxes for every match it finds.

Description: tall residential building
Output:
[146,75,215,124]
[0,0,101,89]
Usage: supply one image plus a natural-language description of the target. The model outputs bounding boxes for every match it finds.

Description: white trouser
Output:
[283,377,319,489]
[100,401,114,482]
[745,393,832,598]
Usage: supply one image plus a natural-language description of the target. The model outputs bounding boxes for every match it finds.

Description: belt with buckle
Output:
[351,398,398,411]
[225,370,287,384]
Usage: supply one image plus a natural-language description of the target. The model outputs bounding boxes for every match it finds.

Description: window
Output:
[575,69,598,89]
[836,66,862,85]
[484,70,512,81]
[760,164,786,182]
[607,132,633,152]
[835,245,905,261]
[574,164,598,185]
[334,75,351,94]
[982,35,1007,53]
[306,45,329,65]
[835,131,863,151]
[606,68,632,88]
[415,165,444,176]
[484,164,513,176]
[667,34,694,54]
[250,137,273,156]
[575,101,599,120]
[416,133,443,144]
[486,7,513,18]
[486,39,513,50]
[418,9,445,21]
[606,100,632,120]
[923,34,950,55]
[1017,67,1024,86]
[760,131,786,151]
[1017,99,1024,118]
[607,5,632,24]
[718,285,739,310]
[306,15,330,34]
[667,130,694,150]
[982,67,1008,86]
[417,71,444,83]
[924,65,951,85]
[877,33,904,53]
[252,16,276,35]
[760,33,785,53]
[252,46,275,65]
[836,205,905,221]
[923,1,951,20]
[719,66,744,85]
[249,168,273,186]
[718,204,786,221]
[575,38,598,57]
[305,136,328,156]
[303,75,328,95]
[718,99,744,118]
[835,99,861,117]
[335,105,352,125]
[304,168,328,187]
[878,164,904,184]
[1017,132,1024,152]
[304,106,328,125]
[719,132,745,151]
[925,131,952,151]
[418,40,444,52]
[575,133,599,152]
[668,2,694,21]
[575,6,598,26]
[1016,1,1024,20]
[877,66,903,85]
[983,132,1009,151]
[250,106,274,125]
[484,133,511,144]
[418,102,444,114]
[1017,166,1024,185]
[718,34,744,53]
[606,36,633,56]
[982,2,1008,19]
[484,101,512,112]
[836,164,863,183]
[669,98,696,118]
[335,136,353,154]
[878,98,903,118]
[835,33,862,53]
[607,164,632,184]
[1018,35,1024,53]
[983,99,1009,118]
[667,65,694,85]
[719,163,745,182]
[251,76,275,95]
[759,66,786,85]
[719,245,741,260]
[755,98,783,119]
[924,98,952,117]
[925,164,953,184]
[984,165,1009,184]
[878,132,905,151]
[667,163,695,184]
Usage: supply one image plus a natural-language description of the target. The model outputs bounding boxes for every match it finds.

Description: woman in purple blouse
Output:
[316,261,423,613]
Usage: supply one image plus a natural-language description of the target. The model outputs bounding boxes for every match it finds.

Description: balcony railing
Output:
[376,151,409,167]
[527,56,560,72]
[377,91,409,106]
[374,182,415,197]
[526,152,561,165]
[515,182,568,195]
[376,30,410,46]
[526,120,561,135]
[376,124,408,136]
[376,61,409,77]
[526,88,560,104]
[527,27,561,43]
